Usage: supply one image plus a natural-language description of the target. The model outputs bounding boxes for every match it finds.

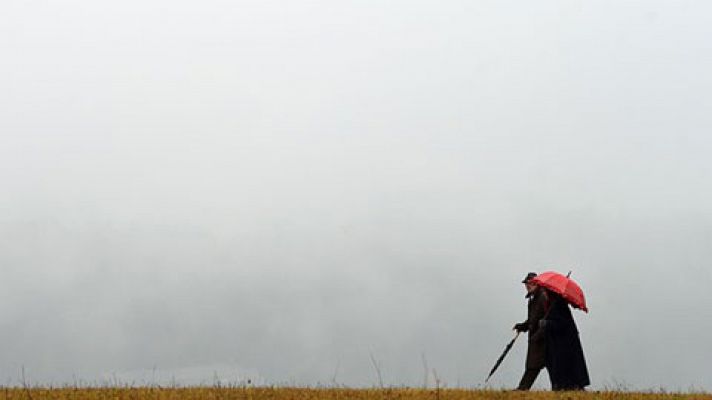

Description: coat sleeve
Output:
[530,327,544,342]
[541,299,574,334]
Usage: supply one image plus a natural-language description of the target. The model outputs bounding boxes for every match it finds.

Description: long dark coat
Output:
[540,294,590,390]
[519,288,547,369]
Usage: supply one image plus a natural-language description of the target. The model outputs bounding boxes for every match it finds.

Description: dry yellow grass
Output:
[0,388,709,400]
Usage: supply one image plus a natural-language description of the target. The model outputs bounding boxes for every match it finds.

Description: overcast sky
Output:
[2,0,712,392]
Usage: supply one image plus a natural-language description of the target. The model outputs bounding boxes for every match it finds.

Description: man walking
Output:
[512,272,547,390]
[537,290,590,390]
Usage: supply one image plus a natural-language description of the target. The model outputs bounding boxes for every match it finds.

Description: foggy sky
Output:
[2,0,712,391]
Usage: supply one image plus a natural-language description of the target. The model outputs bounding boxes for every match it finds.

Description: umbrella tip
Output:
[566,270,572,278]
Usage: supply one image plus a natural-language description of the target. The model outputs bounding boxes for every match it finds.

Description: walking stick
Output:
[485,331,520,383]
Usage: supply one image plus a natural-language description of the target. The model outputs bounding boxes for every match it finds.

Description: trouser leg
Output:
[516,367,541,390]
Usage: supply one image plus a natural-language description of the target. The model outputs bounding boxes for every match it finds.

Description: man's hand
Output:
[513,322,528,332]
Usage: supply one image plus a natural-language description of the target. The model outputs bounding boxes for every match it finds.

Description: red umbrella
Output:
[531,271,588,312]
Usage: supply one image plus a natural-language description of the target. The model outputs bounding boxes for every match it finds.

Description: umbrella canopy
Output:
[531,271,588,312]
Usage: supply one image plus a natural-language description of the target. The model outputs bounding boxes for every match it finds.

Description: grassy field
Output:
[0,388,709,400]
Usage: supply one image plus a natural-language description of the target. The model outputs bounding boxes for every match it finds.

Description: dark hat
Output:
[522,272,538,283]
